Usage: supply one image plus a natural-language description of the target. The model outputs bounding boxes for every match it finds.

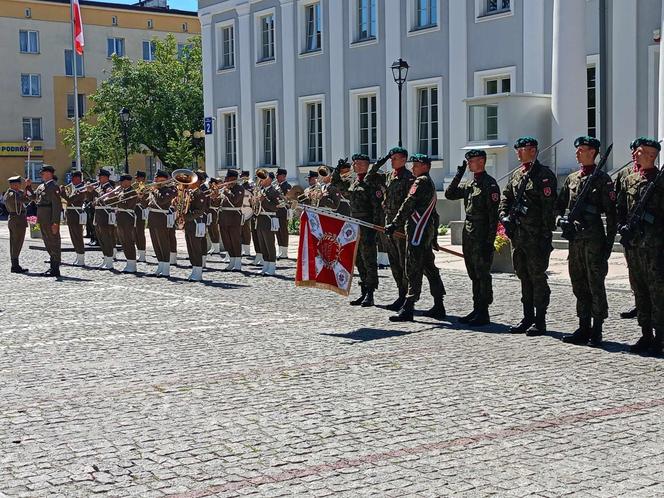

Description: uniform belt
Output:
[95,206,116,211]
[149,208,171,214]
[221,207,242,212]
[209,206,220,212]
[259,212,276,216]
[116,208,136,215]
[66,206,85,211]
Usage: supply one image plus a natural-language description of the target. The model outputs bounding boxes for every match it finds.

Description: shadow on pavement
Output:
[321,328,416,342]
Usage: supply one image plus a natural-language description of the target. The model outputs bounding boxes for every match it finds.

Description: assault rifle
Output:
[559,143,613,241]
[618,165,664,248]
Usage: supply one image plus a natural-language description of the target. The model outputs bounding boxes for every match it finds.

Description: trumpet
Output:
[94,185,123,205]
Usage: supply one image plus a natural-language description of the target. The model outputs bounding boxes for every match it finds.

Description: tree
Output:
[61,34,204,171]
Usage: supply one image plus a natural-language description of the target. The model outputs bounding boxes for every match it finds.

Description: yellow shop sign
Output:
[0,142,44,157]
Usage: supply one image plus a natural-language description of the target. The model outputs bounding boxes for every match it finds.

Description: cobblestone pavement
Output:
[1,222,663,497]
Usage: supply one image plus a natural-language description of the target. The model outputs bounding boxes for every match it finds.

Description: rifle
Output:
[560,144,613,241]
[618,165,664,248]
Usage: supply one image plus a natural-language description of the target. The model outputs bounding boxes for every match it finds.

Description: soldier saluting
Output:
[499,137,557,336]
[5,176,33,273]
[556,137,616,347]
[444,149,500,326]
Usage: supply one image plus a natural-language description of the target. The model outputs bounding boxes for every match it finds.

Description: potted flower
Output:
[27,216,42,239]
[491,222,513,273]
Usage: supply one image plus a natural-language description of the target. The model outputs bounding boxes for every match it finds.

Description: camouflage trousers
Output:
[512,233,553,309]
[384,233,408,294]
[626,245,664,328]
[405,228,445,302]
[356,227,378,291]
[462,232,494,309]
[568,237,609,320]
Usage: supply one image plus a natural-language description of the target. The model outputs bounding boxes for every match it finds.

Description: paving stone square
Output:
[1,222,663,497]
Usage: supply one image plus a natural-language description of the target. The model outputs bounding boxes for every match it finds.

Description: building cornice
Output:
[198,0,262,18]
[22,0,198,17]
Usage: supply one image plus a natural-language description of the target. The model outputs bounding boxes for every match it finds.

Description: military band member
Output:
[5,176,32,273]
[133,171,148,262]
[385,154,446,321]
[300,171,320,206]
[148,170,177,277]
[88,169,116,270]
[184,177,208,282]
[112,174,139,273]
[348,154,383,306]
[207,178,222,255]
[219,169,245,271]
[34,165,62,277]
[331,158,352,216]
[276,168,291,259]
[318,166,345,214]
[254,172,282,275]
[499,137,558,336]
[60,171,88,266]
[444,149,500,326]
[240,171,254,257]
[196,170,211,268]
[556,137,617,346]
[617,137,664,355]
[169,221,178,266]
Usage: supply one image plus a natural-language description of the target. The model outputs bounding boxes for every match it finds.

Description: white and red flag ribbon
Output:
[295,208,359,296]
[72,0,84,55]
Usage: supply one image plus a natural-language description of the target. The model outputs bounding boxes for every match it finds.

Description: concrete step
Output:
[551,238,624,253]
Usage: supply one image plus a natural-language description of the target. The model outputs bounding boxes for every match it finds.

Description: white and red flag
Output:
[295,208,359,296]
[72,0,84,55]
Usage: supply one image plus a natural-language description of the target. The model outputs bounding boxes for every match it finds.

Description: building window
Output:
[25,161,43,182]
[469,104,498,141]
[224,113,237,167]
[486,0,511,15]
[177,43,189,60]
[20,74,41,97]
[261,108,277,166]
[359,95,377,159]
[260,14,275,61]
[221,26,235,69]
[23,117,42,140]
[64,49,84,77]
[19,30,39,53]
[417,87,439,156]
[67,94,85,119]
[143,41,156,61]
[415,0,437,29]
[107,37,125,58]
[307,102,323,164]
[357,0,376,41]
[304,2,322,53]
[484,76,511,95]
[587,65,597,138]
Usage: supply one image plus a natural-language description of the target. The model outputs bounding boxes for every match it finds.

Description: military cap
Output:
[464,149,487,160]
[208,177,219,184]
[196,169,208,180]
[40,165,55,173]
[226,169,239,178]
[135,170,146,178]
[155,169,169,178]
[276,168,288,176]
[574,136,601,150]
[98,168,111,177]
[409,153,432,165]
[389,146,408,157]
[268,172,275,180]
[631,136,661,152]
[119,174,132,181]
[71,171,82,178]
[240,170,250,178]
[307,170,319,179]
[514,136,539,149]
[8,175,22,183]
[352,153,371,162]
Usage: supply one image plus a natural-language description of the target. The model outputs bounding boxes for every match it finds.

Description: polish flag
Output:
[72,0,84,55]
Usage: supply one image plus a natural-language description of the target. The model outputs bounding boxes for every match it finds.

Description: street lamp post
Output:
[391,58,409,147]
[119,107,131,174]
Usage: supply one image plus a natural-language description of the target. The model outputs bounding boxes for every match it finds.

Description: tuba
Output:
[171,168,198,229]
[255,168,269,181]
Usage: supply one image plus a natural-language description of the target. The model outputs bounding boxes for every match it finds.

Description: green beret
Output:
[408,153,431,165]
[389,146,408,157]
[464,149,487,160]
[574,136,601,150]
[514,136,538,149]
[631,137,661,152]
[351,153,370,162]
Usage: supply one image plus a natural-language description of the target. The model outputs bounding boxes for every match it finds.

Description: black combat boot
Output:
[630,326,654,353]
[350,285,366,306]
[562,317,591,345]
[422,297,446,320]
[589,319,603,348]
[526,308,547,337]
[389,300,414,322]
[10,258,27,274]
[651,329,663,356]
[458,309,477,324]
[620,307,638,319]
[509,304,535,334]
[468,307,490,327]
[386,291,406,311]
[360,289,374,307]
[44,261,61,278]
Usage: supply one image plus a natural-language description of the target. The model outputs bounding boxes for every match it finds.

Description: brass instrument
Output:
[255,168,269,181]
[94,185,123,206]
[317,165,330,177]
[171,168,198,229]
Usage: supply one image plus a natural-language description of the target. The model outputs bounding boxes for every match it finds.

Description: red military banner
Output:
[295,208,360,296]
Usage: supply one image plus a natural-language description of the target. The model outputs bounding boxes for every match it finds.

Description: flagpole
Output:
[70,0,82,172]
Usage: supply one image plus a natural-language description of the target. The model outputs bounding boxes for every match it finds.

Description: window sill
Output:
[407,24,440,37]
[20,51,40,55]
[350,37,378,48]
[21,95,41,98]
[298,48,323,59]
[65,75,86,78]
[475,10,513,23]
[216,66,236,74]
[256,57,276,67]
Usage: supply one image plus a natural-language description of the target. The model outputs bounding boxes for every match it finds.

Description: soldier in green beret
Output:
[499,136,558,336]
[555,137,617,346]
[445,149,501,326]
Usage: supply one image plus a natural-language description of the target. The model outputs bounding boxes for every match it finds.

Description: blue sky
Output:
[104,0,197,12]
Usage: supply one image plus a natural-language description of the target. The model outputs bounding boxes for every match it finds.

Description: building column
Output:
[236,4,254,171]
[658,1,664,141]
[328,0,345,163]
[200,14,217,177]
[522,0,545,93]
[384,0,401,150]
[448,0,468,174]
[551,0,587,173]
[280,0,297,179]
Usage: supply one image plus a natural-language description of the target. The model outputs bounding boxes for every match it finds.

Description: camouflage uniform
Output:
[615,162,640,319]
[330,162,352,216]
